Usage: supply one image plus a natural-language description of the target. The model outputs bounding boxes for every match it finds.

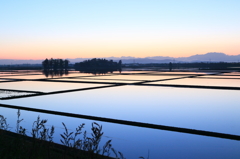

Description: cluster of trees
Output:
[42,58,69,70]
[74,58,122,72]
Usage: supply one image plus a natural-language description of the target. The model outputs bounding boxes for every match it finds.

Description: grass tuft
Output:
[0,110,128,159]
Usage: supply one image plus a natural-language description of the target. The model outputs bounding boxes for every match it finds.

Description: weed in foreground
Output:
[0,110,126,159]
[0,115,9,130]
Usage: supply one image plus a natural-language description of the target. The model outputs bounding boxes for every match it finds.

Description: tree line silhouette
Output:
[74,58,122,73]
[42,58,69,70]
[42,58,122,76]
[122,62,240,70]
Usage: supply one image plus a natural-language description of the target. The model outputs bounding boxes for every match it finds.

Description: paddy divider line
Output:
[0,103,239,141]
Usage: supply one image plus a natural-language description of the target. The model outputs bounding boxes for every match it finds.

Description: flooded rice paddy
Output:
[0,70,240,159]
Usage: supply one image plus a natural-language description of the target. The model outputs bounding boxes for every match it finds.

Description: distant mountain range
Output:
[1,52,240,65]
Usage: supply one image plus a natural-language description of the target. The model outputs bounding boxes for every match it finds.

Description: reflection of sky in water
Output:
[1,86,240,135]
[149,71,211,75]
[50,78,142,83]
[198,75,240,79]
[79,75,186,81]
[55,72,104,77]
[0,74,50,79]
[222,72,240,75]
[0,73,96,79]
[0,73,24,76]
[0,81,108,92]
[115,71,156,74]
[0,72,151,79]
[58,73,95,77]
[0,90,35,98]
[0,79,10,81]
[148,78,240,87]
[1,72,240,158]
[0,105,240,159]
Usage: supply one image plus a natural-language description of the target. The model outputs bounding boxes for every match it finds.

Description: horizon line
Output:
[0,52,239,61]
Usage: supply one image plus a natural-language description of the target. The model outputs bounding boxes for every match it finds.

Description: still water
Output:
[147,77,240,87]
[0,71,240,159]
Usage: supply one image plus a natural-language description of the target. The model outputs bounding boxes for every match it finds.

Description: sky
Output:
[0,0,239,60]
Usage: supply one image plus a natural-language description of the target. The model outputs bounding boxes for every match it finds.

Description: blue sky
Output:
[0,0,239,59]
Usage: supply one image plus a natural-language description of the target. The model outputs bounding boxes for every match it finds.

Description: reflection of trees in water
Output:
[42,69,69,78]
[79,69,122,75]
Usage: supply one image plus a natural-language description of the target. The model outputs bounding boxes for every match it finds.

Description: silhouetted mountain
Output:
[146,56,174,60]
[1,53,240,64]
[118,58,174,64]
[69,53,240,63]
[177,52,240,62]
[0,59,43,65]
[120,53,240,63]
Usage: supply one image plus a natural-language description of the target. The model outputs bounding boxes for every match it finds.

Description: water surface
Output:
[0,71,240,158]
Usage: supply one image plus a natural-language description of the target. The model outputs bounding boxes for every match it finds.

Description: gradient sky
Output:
[0,0,239,60]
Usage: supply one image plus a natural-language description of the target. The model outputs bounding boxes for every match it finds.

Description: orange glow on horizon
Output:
[0,39,239,60]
